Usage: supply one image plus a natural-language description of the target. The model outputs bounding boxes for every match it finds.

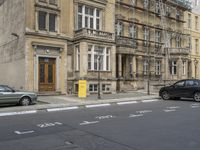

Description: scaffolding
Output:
[115,0,191,92]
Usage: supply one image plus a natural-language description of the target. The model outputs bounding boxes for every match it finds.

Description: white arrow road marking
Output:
[47,107,79,112]
[37,122,63,128]
[164,109,176,112]
[142,99,159,103]
[14,130,34,135]
[117,101,138,105]
[129,114,144,118]
[136,110,152,114]
[85,104,110,108]
[80,121,99,126]
[0,110,37,117]
[95,115,115,120]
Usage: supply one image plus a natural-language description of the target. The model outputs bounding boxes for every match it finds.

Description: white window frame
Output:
[116,21,123,36]
[75,45,80,71]
[143,60,148,75]
[155,61,161,75]
[77,5,101,30]
[89,84,98,92]
[188,13,191,28]
[171,61,177,75]
[144,26,149,46]
[129,24,137,39]
[176,35,181,48]
[182,61,186,75]
[88,45,111,71]
[102,84,111,92]
[195,16,199,30]
[195,39,199,54]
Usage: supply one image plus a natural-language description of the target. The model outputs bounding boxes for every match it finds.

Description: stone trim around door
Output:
[34,55,60,92]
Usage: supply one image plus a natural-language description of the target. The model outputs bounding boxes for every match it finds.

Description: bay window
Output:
[78,5,101,30]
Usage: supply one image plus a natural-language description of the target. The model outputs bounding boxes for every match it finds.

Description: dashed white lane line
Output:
[117,101,138,105]
[0,110,37,117]
[129,114,144,118]
[167,106,180,109]
[85,104,111,108]
[47,106,79,112]
[136,110,152,114]
[14,130,35,135]
[142,99,159,103]
[164,109,176,112]
[80,121,99,125]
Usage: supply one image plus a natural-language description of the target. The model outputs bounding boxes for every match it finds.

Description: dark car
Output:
[0,85,37,106]
[159,79,200,102]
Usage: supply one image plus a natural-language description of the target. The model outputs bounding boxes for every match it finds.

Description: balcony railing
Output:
[116,36,138,48]
[165,47,190,54]
[74,28,115,42]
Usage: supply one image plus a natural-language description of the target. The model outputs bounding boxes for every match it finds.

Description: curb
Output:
[0,96,160,117]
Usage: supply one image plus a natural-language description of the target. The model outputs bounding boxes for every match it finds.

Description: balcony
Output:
[165,47,190,55]
[74,28,115,42]
[116,36,138,48]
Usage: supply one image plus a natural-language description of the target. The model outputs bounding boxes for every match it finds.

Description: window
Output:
[129,24,137,39]
[170,61,177,75]
[165,6,171,17]
[143,0,149,9]
[195,0,199,6]
[116,22,124,36]
[143,60,148,75]
[155,30,161,47]
[183,61,186,75]
[195,39,199,54]
[49,13,56,32]
[174,81,185,87]
[102,84,111,92]
[0,86,5,92]
[143,26,150,46]
[75,45,80,71]
[155,60,161,75]
[49,0,57,5]
[176,10,181,20]
[89,84,98,92]
[195,16,199,30]
[38,11,47,30]
[130,0,136,6]
[176,35,181,48]
[155,2,160,14]
[167,32,172,47]
[188,13,191,28]
[39,0,58,6]
[77,5,101,30]
[88,45,111,71]
[38,11,57,32]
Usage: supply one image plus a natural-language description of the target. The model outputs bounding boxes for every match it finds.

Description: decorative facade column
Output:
[132,56,136,78]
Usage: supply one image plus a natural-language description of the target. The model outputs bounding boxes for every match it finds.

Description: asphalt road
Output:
[0,99,200,150]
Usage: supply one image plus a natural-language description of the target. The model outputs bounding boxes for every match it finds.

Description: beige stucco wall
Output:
[0,0,26,90]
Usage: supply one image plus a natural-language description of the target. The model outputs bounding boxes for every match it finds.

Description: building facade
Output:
[184,0,200,79]
[0,0,192,95]
[115,0,191,92]
[0,0,116,95]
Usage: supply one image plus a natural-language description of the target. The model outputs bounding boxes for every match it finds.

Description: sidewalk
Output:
[0,91,160,114]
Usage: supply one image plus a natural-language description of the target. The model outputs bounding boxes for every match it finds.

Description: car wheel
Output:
[161,91,170,100]
[20,97,31,106]
[194,92,200,102]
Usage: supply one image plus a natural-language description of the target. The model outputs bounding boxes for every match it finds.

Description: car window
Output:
[185,80,194,87]
[3,86,13,92]
[174,81,185,87]
[0,86,5,92]
[186,80,199,87]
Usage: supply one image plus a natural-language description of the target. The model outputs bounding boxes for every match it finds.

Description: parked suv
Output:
[159,79,200,102]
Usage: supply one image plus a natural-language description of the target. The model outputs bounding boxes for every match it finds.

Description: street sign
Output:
[78,80,87,98]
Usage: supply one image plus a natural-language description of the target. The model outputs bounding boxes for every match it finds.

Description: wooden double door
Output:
[39,57,56,92]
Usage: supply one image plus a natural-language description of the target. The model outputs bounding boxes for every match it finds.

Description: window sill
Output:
[88,70,112,73]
